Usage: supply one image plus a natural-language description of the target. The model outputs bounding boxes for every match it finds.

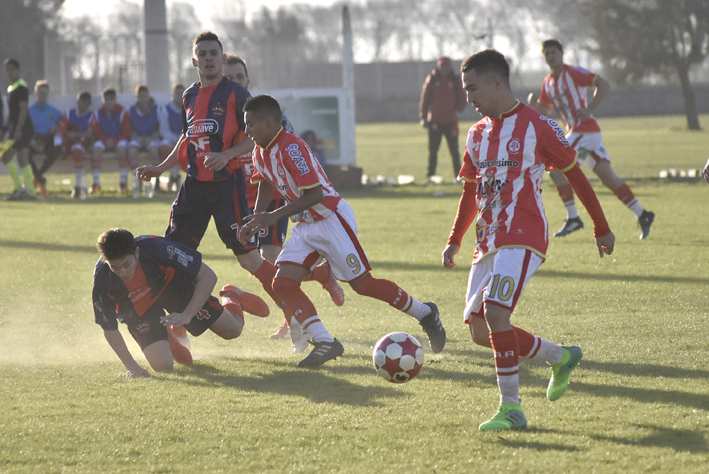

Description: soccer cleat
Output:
[219,285,270,317]
[289,318,311,353]
[554,217,584,237]
[118,183,128,194]
[297,338,344,368]
[19,190,38,201]
[419,302,446,353]
[638,210,655,240]
[71,186,87,200]
[547,345,583,401]
[166,326,193,365]
[89,183,101,195]
[321,261,345,306]
[270,322,291,339]
[7,189,24,201]
[479,403,528,431]
[220,293,244,320]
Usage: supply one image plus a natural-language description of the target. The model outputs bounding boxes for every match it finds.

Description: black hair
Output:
[243,95,282,122]
[461,49,510,86]
[542,39,563,53]
[97,228,137,260]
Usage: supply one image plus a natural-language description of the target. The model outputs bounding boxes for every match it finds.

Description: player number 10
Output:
[489,274,514,302]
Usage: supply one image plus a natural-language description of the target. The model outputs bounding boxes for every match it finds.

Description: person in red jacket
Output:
[419,56,467,184]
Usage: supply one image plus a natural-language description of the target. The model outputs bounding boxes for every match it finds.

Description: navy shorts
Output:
[256,198,289,247]
[126,273,225,350]
[165,171,257,255]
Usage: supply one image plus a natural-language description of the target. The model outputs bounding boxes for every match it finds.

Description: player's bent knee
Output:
[143,340,174,372]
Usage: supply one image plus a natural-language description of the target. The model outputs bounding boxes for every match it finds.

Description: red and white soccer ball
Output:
[372,332,424,383]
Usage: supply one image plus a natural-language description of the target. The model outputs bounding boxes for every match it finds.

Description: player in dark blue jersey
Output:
[93,228,253,377]
[136,32,291,329]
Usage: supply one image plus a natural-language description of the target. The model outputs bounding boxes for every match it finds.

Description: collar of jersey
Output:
[7,78,27,93]
[495,100,521,120]
[264,127,285,150]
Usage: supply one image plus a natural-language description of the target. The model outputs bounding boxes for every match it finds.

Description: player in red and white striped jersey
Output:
[443,49,615,431]
[239,95,445,368]
[528,39,655,239]
[224,55,345,341]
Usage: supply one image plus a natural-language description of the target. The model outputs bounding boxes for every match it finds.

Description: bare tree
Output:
[583,0,709,130]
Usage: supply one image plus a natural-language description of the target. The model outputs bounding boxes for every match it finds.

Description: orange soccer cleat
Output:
[219,284,270,317]
[167,325,193,365]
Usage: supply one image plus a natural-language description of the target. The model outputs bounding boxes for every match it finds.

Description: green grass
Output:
[1,115,708,473]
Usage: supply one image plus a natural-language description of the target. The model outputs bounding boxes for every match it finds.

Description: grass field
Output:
[1,115,708,473]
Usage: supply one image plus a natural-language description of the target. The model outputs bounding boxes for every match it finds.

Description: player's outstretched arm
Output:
[160,262,218,327]
[204,136,255,171]
[563,163,614,257]
[103,329,150,377]
[136,135,184,180]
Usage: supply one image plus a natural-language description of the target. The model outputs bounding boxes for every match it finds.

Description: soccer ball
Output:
[372,332,424,383]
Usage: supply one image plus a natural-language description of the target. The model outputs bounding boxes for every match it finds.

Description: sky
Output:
[61,0,340,26]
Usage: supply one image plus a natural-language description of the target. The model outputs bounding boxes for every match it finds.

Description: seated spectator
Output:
[128,85,160,197]
[28,80,61,196]
[300,130,326,166]
[91,87,131,195]
[55,91,94,199]
[158,83,185,192]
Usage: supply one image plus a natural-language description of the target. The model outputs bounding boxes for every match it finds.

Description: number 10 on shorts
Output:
[487,274,515,303]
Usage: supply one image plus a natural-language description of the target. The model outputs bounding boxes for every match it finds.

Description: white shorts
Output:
[566,132,610,169]
[128,136,160,150]
[94,139,128,151]
[463,248,543,322]
[276,199,371,282]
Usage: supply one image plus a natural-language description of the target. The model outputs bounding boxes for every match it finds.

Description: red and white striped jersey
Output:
[251,128,342,223]
[459,102,578,263]
[539,64,601,134]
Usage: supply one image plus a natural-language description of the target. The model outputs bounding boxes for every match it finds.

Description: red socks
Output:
[351,273,411,310]
[272,276,320,329]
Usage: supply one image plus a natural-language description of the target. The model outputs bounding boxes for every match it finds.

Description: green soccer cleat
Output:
[479,403,528,431]
[547,345,583,401]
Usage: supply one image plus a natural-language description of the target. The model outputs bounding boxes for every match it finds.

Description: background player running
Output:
[443,49,615,431]
[240,95,445,368]
[528,39,654,239]
[224,54,344,340]
[93,228,252,377]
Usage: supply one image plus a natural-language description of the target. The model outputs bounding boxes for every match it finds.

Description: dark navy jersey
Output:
[92,236,202,330]
[179,76,251,182]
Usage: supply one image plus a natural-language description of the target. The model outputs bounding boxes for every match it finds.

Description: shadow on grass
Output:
[497,439,580,452]
[3,236,709,286]
[580,359,709,380]
[174,359,406,407]
[591,424,708,453]
[570,381,709,411]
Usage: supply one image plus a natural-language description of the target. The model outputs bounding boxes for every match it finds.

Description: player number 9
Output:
[346,254,361,274]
